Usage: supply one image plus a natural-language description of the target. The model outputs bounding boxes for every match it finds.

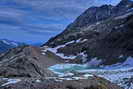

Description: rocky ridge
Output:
[0,45,58,78]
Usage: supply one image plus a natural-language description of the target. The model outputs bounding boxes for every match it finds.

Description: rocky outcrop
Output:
[43,0,133,65]
[0,45,60,78]
[0,76,123,89]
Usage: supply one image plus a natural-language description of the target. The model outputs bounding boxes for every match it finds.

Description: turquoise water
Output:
[48,64,102,74]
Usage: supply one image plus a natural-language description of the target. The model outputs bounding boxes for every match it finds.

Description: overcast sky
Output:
[0,0,121,44]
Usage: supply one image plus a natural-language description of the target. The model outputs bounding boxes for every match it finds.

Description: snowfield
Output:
[1,79,21,86]
[42,40,89,60]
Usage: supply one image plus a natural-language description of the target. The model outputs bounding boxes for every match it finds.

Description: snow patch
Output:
[55,53,77,60]
[76,39,81,43]
[11,42,18,46]
[78,52,88,63]
[2,40,10,45]
[115,12,133,20]
[36,79,41,83]
[42,42,77,59]
[81,39,88,43]
[41,52,46,55]
[123,56,133,66]
[2,79,21,86]
[128,8,133,12]
[119,55,124,58]
[1,40,19,47]
[106,56,133,68]
[65,40,75,45]
[87,57,102,67]
[83,74,94,78]
[42,39,89,60]
[59,73,74,77]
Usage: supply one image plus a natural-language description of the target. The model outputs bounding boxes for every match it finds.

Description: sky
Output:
[0,0,121,45]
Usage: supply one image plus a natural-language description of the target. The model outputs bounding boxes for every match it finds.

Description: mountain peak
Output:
[44,0,133,66]
[0,39,25,53]
[117,0,133,7]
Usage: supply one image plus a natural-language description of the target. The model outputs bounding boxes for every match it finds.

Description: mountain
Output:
[44,0,133,66]
[42,1,133,88]
[0,39,25,53]
[0,0,131,89]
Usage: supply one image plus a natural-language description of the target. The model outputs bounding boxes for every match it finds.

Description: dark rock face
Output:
[44,0,133,47]
[44,0,133,65]
[0,76,123,89]
[0,45,56,78]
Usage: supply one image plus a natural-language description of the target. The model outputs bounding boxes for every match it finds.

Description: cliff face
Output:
[43,0,133,65]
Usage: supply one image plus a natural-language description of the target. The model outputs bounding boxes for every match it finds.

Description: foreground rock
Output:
[0,76,123,89]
